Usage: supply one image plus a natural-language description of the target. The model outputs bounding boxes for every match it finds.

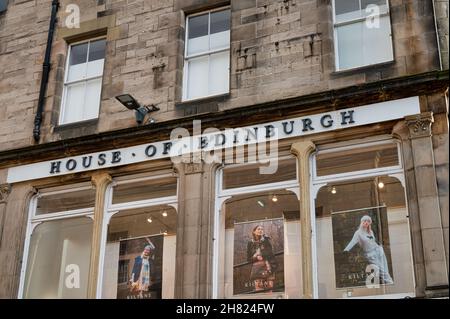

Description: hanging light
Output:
[271,195,278,202]
[162,230,168,235]
[331,186,337,194]
[162,210,168,217]
[378,182,385,189]
[147,217,153,223]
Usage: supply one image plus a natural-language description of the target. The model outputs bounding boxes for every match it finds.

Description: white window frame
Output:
[212,156,300,299]
[18,183,96,299]
[332,0,394,71]
[96,173,178,299]
[59,37,106,125]
[310,138,416,299]
[182,7,231,102]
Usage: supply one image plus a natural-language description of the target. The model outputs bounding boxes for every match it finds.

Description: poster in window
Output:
[233,218,284,295]
[331,206,394,289]
[116,235,164,299]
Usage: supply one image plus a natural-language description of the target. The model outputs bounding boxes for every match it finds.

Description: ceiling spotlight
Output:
[257,200,265,207]
[271,195,278,202]
[331,187,337,194]
[115,94,159,125]
[378,182,385,189]
[162,211,168,217]
[162,230,168,235]
[147,217,153,223]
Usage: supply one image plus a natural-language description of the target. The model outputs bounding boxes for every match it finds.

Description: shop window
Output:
[100,175,178,299]
[313,142,415,298]
[333,0,393,71]
[315,142,400,178]
[60,38,106,124]
[223,157,297,190]
[112,176,177,204]
[36,186,96,215]
[183,8,230,101]
[101,205,177,299]
[216,157,302,298]
[21,184,95,299]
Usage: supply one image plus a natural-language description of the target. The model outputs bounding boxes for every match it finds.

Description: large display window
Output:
[99,174,178,299]
[20,182,95,299]
[214,156,303,298]
[312,140,415,298]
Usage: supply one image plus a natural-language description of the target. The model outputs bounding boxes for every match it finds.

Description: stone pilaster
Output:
[173,158,217,299]
[291,141,316,299]
[0,184,11,247]
[402,112,449,296]
[87,172,112,299]
[0,184,36,298]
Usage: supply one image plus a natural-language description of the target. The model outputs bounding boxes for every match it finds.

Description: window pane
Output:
[187,14,209,55]
[23,217,93,298]
[102,205,177,299]
[36,187,95,215]
[209,51,229,95]
[67,63,87,82]
[315,176,415,298]
[218,190,301,298]
[361,0,387,10]
[83,78,102,120]
[188,14,209,39]
[223,157,297,190]
[88,39,106,61]
[70,43,88,65]
[335,0,361,22]
[112,177,177,204]
[210,10,230,34]
[362,16,393,65]
[210,29,230,51]
[336,22,364,70]
[187,56,209,99]
[316,143,399,177]
[62,82,85,124]
[86,59,104,78]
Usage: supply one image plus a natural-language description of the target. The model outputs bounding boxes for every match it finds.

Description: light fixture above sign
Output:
[115,94,159,125]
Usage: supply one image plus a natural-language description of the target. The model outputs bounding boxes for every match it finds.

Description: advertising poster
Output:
[233,218,284,295]
[116,235,164,299]
[331,206,394,288]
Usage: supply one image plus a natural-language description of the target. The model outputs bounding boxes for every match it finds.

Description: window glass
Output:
[36,188,96,215]
[314,176,415,298]
[112,177,177,204]
[23,217,93,298]
[88,39,106,61]
[218,190,302,298]
[70,43,88,66]
[184,9,230,100]
[315,143,399,177]
[101,205,177,299]
[210,10,230,34]
[223,157,297,189]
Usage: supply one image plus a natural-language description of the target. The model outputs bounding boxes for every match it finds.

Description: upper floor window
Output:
[59,38,106,124]
[332,0,393,71]
[183,8,230,101]
[0,0,8,13]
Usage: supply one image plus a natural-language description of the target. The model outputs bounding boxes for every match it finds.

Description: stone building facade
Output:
[0,0,448,299]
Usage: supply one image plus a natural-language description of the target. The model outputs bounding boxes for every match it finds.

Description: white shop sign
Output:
[7,96,420,183]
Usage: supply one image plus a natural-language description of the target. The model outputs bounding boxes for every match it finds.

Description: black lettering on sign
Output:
[162,142,172,155]
[282,121,294,135]
[320,114,333,128]
[145,145,157,157]
[111,151,121,164]
[265,125,275,138]
[302,118,314,132]
[50,161,61,174]
[341,110,355,125]
[66,159,77,171]
[98,153,106,166]
[82,156,92,168]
